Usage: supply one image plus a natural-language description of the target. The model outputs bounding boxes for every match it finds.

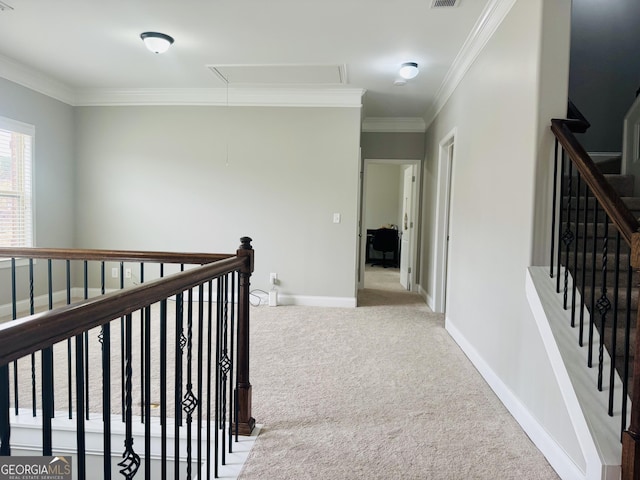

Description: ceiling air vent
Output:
[431,0,458,7]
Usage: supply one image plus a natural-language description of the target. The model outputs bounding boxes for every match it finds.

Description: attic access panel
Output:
[207,64,346,86]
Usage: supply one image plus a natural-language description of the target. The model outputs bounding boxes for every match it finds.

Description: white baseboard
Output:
[445,317,587,480]
[277,294,357,308]
[416,284,433,310]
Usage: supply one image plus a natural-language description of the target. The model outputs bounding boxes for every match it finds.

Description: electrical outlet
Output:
[270,272,277,285]
[125,268,132,279]
[111,267,118,278]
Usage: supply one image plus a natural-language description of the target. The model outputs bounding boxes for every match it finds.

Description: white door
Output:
[399,165,414,290]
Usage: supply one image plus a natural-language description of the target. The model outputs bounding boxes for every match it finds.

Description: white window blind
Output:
[0,116,34,248]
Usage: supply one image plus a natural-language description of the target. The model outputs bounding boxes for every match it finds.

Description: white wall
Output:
[74,106,361,305]
[364,163,402,230]
[420,0,586,476]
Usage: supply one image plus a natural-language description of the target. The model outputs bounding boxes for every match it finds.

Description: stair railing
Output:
[0,237,255,479]
[550,118,640,478]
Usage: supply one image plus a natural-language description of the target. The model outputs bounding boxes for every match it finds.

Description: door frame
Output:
[433,128,456,313]
[358,158,422,294]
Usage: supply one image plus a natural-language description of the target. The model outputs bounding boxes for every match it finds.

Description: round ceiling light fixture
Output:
[399,62,419,80]
[140,32,174,54]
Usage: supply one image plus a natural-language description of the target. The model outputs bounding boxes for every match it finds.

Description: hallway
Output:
[239,270,559,479]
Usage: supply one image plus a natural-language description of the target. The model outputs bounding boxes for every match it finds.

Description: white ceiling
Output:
[0,0,499,126]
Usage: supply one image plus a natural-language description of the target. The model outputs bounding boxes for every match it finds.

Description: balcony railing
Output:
[0,237,255,479]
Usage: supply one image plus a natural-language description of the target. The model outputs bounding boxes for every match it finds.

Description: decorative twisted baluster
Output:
[182,289,198,480]
[118,314,140,479]
[596,220,611,391]
[118,438,140,480]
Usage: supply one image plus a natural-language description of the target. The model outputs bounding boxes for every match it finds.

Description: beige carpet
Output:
[238,266,559,480]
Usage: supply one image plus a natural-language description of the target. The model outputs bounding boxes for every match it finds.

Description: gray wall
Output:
[74,105,361,303]
[569,0,640,152]
[361,132,425,160]
[0,78,75,304]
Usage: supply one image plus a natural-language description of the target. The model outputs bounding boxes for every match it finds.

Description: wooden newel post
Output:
[622,232,640,479]
[235,237,255,435]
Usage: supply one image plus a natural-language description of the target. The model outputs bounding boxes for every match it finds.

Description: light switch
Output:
[333,213,341,223]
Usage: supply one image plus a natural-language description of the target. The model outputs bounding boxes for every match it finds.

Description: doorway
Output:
[358,159,421,297]
[433,129,456,313]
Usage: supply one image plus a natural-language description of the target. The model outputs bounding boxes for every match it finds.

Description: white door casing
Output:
[400,165,414,290]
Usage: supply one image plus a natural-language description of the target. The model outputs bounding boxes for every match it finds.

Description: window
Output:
[0,116,34,248]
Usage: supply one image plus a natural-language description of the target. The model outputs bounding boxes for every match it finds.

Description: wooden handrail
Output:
[0,255,246,366]
[551,119,640,246]
[0,247,233,265]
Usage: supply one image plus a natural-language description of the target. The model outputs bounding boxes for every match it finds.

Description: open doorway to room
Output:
[358,159,421,301]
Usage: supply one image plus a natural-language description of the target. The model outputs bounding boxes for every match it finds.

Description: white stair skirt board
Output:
[9,409,261,480]
[526,266,624,480]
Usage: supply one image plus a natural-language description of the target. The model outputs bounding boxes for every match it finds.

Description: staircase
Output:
[564,163,640,393]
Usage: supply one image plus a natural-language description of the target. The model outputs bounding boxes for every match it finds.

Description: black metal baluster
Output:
[197,284,205,478]
[84,261,89,300]
[118,314,141,480]
[551,139,560,278]
[175,292,184,480]
[67,260,73,419]
[183,289,197,480]
[47,259,55,414]
[596,218,611,391]
[608,230,621,416]
[206,281,212,480]
[0,364,10,456]
[85,261,91,421]
[75,333,86,480]
[221,275,230,465]
[42,345,54,455]
[140,263,145,422]
[562,157,574,309]
[579,188,590,346]
[11,258,18,415]
[230,273,236,449]
[160,299,167,480]
[29,259,35,417]
[101,320,111,480]
[588,202,598,368]
[120,262,126,423]
[215,280,221,478]
[556,150,567,293]
[570,176,582,327]
[144,306,151,480]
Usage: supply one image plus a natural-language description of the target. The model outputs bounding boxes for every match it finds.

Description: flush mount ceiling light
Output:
[140,32,174,54]
[399,62,419,80]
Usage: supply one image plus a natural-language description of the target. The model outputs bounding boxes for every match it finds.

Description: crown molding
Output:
[423,0,517,129]
[361,117,426,133]
[0,53,76,105]
[74,87,365,107]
